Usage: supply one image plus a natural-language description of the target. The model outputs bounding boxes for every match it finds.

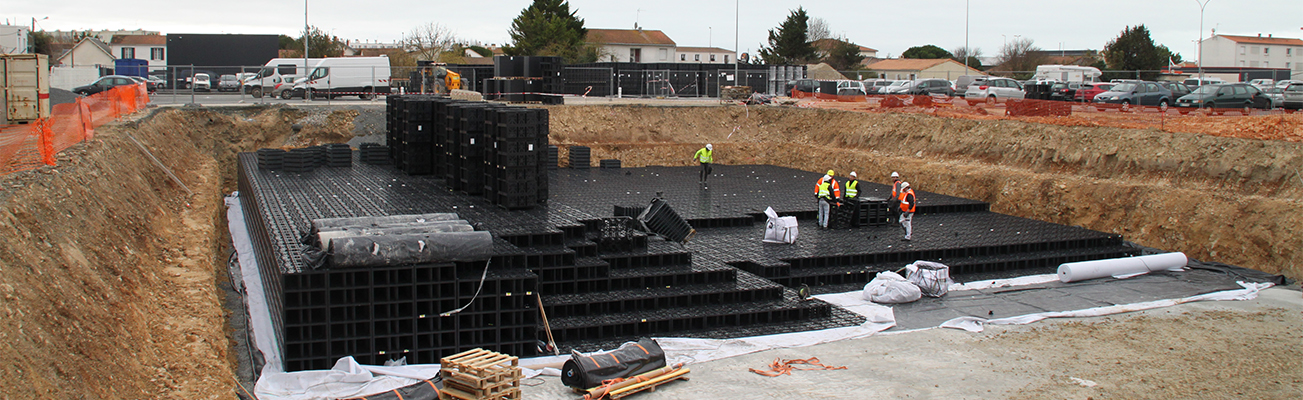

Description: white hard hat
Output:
[849,171,857,178]
[891,171,900,178]
[824,174,831,180]
[901,182,911,190]
[706,144,713,150]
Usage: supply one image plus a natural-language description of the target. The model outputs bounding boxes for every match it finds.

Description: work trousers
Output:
[818,199,831,228]
[700,162,713,182]
[900,212,914,239]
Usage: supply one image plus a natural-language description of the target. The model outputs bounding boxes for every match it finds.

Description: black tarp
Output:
[561,338,667,389]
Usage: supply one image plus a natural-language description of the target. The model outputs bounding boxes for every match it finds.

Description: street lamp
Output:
[964,0,969,70]
[1195,0,1210,83]
[304,0,310,102]
[29,16,47,53]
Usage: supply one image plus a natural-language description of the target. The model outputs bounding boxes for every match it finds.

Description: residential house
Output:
[864,58,982,80]
[674,47,733,64]
[55,37,114,67]
[1199,33,1303,76]
[110,34,166,67]
[586,28,676,63]
[811,38,877,59]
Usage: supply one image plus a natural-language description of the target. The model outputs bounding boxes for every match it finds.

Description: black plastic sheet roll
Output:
[561,338,666,389]
[326,231,493,268]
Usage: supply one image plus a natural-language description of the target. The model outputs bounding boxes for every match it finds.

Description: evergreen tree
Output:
[1103,25,1163,79]
[901,44,952,59]
[504,0,597,63]
[823,39,865,70]
[758,8,818,65]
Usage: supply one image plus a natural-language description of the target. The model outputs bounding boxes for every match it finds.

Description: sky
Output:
[9,0,1303,61]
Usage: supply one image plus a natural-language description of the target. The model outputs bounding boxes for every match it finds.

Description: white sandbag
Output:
[863,271,922,304]
[906,261,953,297]
[761,207,798,244]
[1057,252,1187,283]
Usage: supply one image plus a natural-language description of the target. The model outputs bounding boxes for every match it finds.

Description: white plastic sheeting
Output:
[862,271,922,304]
[939,281,1275,332]
[905,261,953,297]
[1057,252,1188,283]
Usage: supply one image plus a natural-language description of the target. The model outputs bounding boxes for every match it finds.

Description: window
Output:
[694,54,700,61]
[309,67,329,79]
[1240,46,1245,55]
[1287,48,1293,57]
[680,54,685,61]
[1263,61,1269,67]
[150,47,164,61]
[724,55,729,63]
[630,48,641,62]
[1233,85,1248,95]
[710,54,716,62]
[1240,60,1246,66]
[121,47,135,59]
[1264,47,1270,55]
[658,48,667,61]
[1287,62,1292,69]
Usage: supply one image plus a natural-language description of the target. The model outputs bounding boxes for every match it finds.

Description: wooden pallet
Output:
[438,348,521,400]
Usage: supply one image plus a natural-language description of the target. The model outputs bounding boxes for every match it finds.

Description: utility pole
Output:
[734,0,739,87]
[964,0,969,70]
[304,0,311,102]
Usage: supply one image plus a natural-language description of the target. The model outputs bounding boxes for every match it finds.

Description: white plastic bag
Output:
[761,207,798,244]
[863,271,922,304]
[906,261,953,297]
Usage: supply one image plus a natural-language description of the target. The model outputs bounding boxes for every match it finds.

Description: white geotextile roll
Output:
[1057,252,1188,283]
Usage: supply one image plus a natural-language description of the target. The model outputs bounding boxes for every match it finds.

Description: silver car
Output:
[963,77,1025,104]
[1284,83,1303,112]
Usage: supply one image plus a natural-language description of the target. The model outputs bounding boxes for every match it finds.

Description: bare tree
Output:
[951,46,983,70]
[807,17,831,43]
[996,38,1046,78]
[402,23,459,62]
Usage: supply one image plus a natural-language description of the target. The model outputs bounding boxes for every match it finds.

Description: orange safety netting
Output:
[0,83,149,177]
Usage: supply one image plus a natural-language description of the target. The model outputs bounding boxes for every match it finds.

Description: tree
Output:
[1102,25,1163,79]
[757,8,818,65]
[28,30,52,56]
[822,38,865,70]
[278,34,297,50]
[402,23,459,62]
[286,26,345,58]
[901,44,952,59]
[951,46,984,71]
[504,0,598,63]
[1156,45,1182,65]
[807,17,831,43]
[996,38,1046,78]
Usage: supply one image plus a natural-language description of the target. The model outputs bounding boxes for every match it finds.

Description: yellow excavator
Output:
[413,61,461,94]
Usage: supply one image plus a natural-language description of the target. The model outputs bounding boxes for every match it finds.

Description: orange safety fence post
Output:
[36,118,57,166]
[78,98,95,140]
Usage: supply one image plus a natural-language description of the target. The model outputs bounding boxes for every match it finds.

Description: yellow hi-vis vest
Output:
[818,181,832,199]
[694,148,713,163]
[846,180,859,198]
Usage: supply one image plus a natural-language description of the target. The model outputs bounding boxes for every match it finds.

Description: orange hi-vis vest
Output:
[816,177,842,199]
[899,189,916,213]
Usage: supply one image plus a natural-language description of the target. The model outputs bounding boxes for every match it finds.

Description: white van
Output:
[244,58,320,98]
[1182,77,1226,87]
[289,56,392,100]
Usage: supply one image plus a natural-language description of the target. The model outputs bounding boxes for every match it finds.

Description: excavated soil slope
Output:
[0,106,357,398]
[0,104,1296,398]
[546,105,1303,280]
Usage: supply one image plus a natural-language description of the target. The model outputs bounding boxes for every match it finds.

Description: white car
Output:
[193,73,211,92]
[963,77,1025,104]
[1275,80,1303,89]
[879,80,910,94]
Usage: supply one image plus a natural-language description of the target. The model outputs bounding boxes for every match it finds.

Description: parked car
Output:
[963,77,1024,104]
[789,79,817,98]
[273,78,306,99]
[877,80,910,94]
[1049,82,1088,102]
[126,76,156,93]
[1247,79,1275,90]
[1174,83,1269,115]
[1262,87,1286,109]
[193,73,212,92]
[1158,81,1191,98]
[217,74,240,92]
[1092,81,1174,111]
[1074,82,1115,102]
[71,75,141,96]
[146,75,167,89]
[1276,80,1303,89]
[895,78,954,96]
[835,80,867,96]
[863,79,895,94]
[1182,77,1226,87]
[1283,83,1303,112]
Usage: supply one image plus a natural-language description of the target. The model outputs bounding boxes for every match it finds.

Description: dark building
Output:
[166,33,279,78]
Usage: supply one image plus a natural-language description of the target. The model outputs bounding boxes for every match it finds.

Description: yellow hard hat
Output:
[826,170,835,176]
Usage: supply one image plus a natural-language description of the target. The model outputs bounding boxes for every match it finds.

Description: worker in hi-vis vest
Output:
[693,144,713,184]
[845,171,860,199]
[898,181,916,241]
[889,171,903,221]
[815,170,842,229]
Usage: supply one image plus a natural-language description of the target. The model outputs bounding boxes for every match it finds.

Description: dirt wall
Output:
[546,105,1303,280]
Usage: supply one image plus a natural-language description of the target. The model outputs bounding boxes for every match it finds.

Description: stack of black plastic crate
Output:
[257,148,285,170]
[485,56,563,104]
[482,107,549,209]
[358,143,390,165]
[453,102,498,194]
[569,146,590,169]
[400,96,437,175]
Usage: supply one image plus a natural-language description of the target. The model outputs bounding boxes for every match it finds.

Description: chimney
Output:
[1268,34,1272,38]
[1258,33,1262,38]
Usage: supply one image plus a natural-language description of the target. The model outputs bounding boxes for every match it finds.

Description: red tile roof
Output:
[810,38,876,53]
[865,58,952,70]
[1218,35,1303,46]
[110,35,166,46]
[587,29,676,46]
